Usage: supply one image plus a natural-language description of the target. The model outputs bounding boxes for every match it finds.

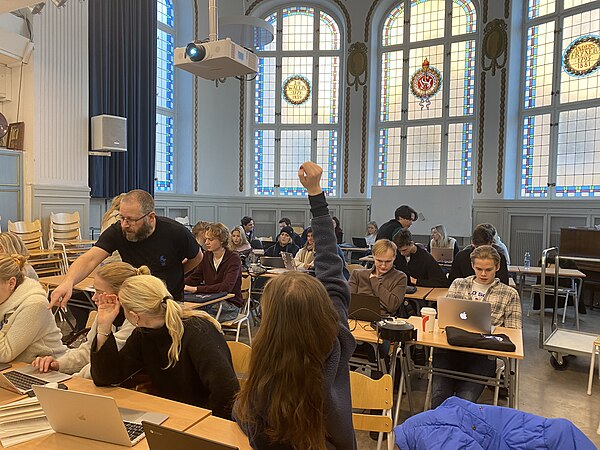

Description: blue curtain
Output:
[88,0,156,198]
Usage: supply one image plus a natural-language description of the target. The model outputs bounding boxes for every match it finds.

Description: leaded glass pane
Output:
[380,51,403,122]
[521,114,551,198]
[155,113,174,191]
[157,0,174,27]
[257,13,277,51]
[560,9,600,104]
[318,56,339,124]
[452,0,477,36]
[382,4,404,46]
[524,21,555,109]
[408,45,444,120]
[157,29,174,110]
[406,125,441,185]
[281,57,313,124]
[280,130,311,196]
[410,0,445,43]
[319,11,340,50]
[282,6,314,51]
[447,123,473,184]
[449,40,475,117]
[255,57,276,124]
[254,130,276,196]
[564,0,596,10]
[556,107,600,197]
[528,0,556,19]
[377,127,403,186]
[317,130,338,195]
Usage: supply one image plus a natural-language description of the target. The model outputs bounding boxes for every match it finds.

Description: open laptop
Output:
[33,385,168,447]
[280,252,297,271]
[259,256,285,269]
[437,297,492,333]
[352,237,368,248]
[348,293,382,322]
[431,247,454,263]
[0,365,71,395]
[143,421,238,450]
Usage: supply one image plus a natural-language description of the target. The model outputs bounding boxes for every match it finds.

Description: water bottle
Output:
[523,252,531,270]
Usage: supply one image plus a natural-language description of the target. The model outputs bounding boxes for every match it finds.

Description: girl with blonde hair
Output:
[230,225,252,256]
[91,274,239,419]
[0,254,66,362]
[234,162,356,449]
[428,224,460,257]
[0,232,38,280]
[33,262,146,378]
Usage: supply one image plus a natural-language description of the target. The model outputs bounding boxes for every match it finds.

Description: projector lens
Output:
[186,43,206,62]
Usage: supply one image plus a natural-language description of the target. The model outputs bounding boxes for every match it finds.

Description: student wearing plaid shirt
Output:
[431,245,522,408]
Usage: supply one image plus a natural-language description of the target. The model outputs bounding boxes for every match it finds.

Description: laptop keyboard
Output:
[123,421,145,442]
[4,371,47,391]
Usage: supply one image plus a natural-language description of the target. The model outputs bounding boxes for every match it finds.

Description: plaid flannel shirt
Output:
[447,276,522,329]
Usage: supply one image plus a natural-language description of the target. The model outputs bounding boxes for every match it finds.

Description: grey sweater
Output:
[237,193,357,450]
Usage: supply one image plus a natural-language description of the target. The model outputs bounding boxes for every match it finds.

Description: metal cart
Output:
[538,247,598,370]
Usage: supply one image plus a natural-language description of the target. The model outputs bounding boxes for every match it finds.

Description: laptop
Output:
[280,252,297,271]
[348,293,382,322]
[0,365,71,395]
[143,421,239,450]
[259,256,285,269]
[431,247,454,263]
[33,385,168,447]
[437,297,492,333]
[352,237,368,248]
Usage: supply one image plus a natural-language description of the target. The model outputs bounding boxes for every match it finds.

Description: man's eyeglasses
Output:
[117,212,151,225]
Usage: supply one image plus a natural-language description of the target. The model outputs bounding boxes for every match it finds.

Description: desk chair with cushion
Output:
[350,371,394,450]
[227,341,251,387]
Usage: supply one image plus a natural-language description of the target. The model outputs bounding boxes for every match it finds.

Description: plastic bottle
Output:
[524,251,531,270]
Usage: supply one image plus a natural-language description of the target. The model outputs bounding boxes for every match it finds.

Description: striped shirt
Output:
[447,276,522,329]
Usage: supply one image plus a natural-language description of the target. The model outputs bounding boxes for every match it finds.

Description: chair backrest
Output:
[227,341,251,386]
[347,264,364,274]
[349,371,393,433]
[241,274,251,301]
[292,226,304,235]
[7,219,44,251]
[49,211,82,243]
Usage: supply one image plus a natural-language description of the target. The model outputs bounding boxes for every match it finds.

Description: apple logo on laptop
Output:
[459,311,468,320]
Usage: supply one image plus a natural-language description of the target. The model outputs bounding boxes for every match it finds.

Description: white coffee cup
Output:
[420,307,437,333]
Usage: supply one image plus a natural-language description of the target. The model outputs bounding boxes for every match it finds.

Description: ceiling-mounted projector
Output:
[174,38,258,80]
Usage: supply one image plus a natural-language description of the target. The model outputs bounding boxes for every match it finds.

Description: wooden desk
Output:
[405,287,433,301]
[349,320,379,344]
[186,416,251,450]
[424,288,448,302]
[39,276,96,293]
[5,376,211,449]
[513,265,586,299]
[183,293,235,310]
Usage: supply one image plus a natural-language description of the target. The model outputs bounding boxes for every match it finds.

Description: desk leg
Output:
[514,359,520,409]
[508,358,520,409]
[518,274,525,301]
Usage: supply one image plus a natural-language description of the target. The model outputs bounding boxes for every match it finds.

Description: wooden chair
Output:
[587,336,600,395]
[48,212,95,264]
[7,219,67,277]
[220,274,253,344]
[226,341,251,386]
[349,371,394,450]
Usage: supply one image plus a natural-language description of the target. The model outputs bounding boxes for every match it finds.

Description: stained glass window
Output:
[156,0,174,191]
[378,0,476,186]
[521,0,600,198]
[252,7,342,196]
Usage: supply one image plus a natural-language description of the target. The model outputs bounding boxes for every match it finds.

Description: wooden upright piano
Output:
[560,227,600,306]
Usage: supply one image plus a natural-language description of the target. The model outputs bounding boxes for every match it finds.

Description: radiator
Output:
[511,229,544,266]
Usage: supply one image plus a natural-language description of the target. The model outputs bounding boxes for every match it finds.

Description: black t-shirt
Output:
[376,219,402,241]
[94,216,200,300]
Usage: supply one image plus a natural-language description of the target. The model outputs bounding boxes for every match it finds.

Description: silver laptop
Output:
[437,297,492,333]
[0,365,71,395]
[431,247,454,263]
[143,421,239,450]
[280,252,297,271]
[33,385,168,447]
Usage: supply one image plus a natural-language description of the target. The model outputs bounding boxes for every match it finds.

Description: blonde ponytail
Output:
[0,253,26,286]
[96,262,151,293]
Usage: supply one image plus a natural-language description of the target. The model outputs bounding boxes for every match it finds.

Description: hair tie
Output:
[162,295,173,304]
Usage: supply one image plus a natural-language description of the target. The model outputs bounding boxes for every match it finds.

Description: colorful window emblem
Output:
[282,75,311,105]
[410,58,442,110]
[563,35,600,77]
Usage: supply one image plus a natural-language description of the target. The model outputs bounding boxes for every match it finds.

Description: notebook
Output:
[348,293,382,322]
[32,385,168,447]
[437,297,492,334]
[352,237,368,248]
[431,247,454,263]
[0,365,71,395]
[143,421,239,450]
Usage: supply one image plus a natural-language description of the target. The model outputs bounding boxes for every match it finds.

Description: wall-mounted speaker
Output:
[91,115,126,154]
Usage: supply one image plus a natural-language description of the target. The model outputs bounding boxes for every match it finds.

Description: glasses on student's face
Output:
[117,212,151,225]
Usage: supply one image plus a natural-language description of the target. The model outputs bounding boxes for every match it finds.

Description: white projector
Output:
[174,38,258,80]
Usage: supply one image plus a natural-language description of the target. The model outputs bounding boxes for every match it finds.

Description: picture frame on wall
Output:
[7,122,24,150]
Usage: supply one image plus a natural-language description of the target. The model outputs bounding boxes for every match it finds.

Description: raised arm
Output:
[298,162,350,321]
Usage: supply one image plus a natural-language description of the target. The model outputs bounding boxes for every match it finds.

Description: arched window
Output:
[156,0,175,191]
[252,6,342,196]
[521,0,600,198]
[377,0,477,186]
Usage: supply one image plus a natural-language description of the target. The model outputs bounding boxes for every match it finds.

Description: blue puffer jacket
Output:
[395,397,596,450]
